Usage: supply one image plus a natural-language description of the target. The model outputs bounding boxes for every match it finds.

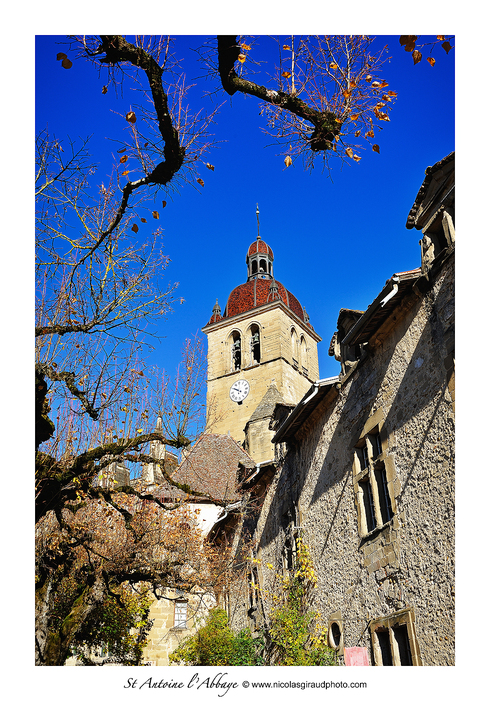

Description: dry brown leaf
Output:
[131,223,139,233]
[126,111,137,124]
[427,56,436,67]
[61,57,72,69]
[120,155,128,164]
[206,163,215,171]
[102,85,108,95]
[373,144,380,154]
[345,147,354,158]
[412,50,422,65]
[197,178,204,187]
[401,35,417,52]
[238,54,246,63]
[282,71,291,78]
[152,211,159,220]
[441,41,452,54]
[284,155,293,167]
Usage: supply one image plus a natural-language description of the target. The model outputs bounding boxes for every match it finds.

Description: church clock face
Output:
[229,379,250,403]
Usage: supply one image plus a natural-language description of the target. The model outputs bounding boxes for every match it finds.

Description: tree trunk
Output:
[35,576,105,666]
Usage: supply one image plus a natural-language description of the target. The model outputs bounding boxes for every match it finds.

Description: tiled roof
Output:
[170,433,256,502]
[222,277,307,323]
[246,238,274,261]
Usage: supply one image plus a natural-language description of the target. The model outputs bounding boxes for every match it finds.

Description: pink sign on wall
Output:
[344,647,370,666]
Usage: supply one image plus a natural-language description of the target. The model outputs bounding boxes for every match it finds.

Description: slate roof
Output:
[342,269,421,347]
[247,384,291,424]
[406,152,455,230]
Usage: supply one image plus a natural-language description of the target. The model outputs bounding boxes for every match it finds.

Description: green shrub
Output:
[169,608,264,666]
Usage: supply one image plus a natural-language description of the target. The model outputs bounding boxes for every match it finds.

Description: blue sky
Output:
[35,34,455,383]
[22,21,490,692]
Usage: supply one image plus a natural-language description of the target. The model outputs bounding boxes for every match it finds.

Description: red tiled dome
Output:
[224,277,307,322]
[246,238,274,262]
[204,235,313,329]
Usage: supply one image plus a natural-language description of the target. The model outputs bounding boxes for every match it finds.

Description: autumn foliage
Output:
[35,34,453,666]
[36,492,230,665]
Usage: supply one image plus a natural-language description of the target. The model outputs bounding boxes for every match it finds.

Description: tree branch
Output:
[216,35,341,151]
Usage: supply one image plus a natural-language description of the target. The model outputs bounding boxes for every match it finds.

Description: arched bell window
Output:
[249,324,261,365]
[230,331,242,371]
[291,328,299,368]
[300,335,308,375]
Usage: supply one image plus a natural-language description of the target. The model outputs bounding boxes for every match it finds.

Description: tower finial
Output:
[256,203,260,239]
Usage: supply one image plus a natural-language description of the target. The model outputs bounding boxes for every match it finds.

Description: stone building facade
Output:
[86,153,455,667]
[219,153,455,666]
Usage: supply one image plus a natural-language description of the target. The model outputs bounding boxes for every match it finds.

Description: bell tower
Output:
[202,214,321,462]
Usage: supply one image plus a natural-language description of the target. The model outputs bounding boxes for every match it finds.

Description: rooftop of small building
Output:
[169,432,256,503]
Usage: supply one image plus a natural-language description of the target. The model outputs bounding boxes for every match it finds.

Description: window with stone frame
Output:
[281,505,300,572]
[173,599,188,629]
[247,564,262,631]
[352,422,395,538]
[370,608,420,666]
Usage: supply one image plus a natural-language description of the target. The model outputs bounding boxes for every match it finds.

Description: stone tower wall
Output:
[204,303,319,443]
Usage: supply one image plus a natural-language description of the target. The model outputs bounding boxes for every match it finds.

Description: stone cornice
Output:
[202,299,322,342]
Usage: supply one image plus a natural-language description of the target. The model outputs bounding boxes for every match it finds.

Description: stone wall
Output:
[143,589,214,666]
[243,254,455,665]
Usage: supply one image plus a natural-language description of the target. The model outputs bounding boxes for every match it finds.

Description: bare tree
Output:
[35,34,452,666]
